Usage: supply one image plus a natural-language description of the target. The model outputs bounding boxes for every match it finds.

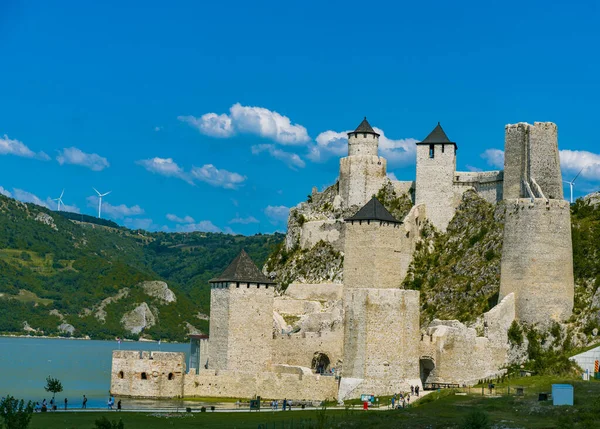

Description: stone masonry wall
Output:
[299,220,345,252]
[271,331,344,368]
[453,171,504,204]
[208,282,274,372]
[339,156,387,208]
[415,143,457,231]
[499,199,574,325]
[110,351,185,398]
[348,132,378,157]
[183,369,338,401]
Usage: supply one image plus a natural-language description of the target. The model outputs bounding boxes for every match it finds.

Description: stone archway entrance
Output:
[419,356,435,386]
[311,352,331,374]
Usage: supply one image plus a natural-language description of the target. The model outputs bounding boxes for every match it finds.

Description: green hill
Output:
[0,194,283,341]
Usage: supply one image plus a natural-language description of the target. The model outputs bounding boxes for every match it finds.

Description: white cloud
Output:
[123,218,154,230]
[56,147,109,171]
[0,186,12,198]
[307,130,350,162]
[191,164,246,189]
[154,126,163,132]
[11,188,79,213]
[178,113,234,138]
[229,215,259,225]
[466,165,483,172]
[136,157,192,183]
[166,214,195,224]
[251,144,305,170]
[265,205,290,225]
[86,196,144,219]
[559,150,600,181]
[0,134,48,160]
[387,172,398,181]
[481,149,505,169]
[175,220,222,233]
[179,103,309,145]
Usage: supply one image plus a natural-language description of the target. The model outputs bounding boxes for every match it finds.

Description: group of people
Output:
[390,386,420,410]
[269,398,292,411]
[32,394,121,411]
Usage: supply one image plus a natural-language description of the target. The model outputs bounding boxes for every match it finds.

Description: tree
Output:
[0,395,34,429]
[44,376,63,401]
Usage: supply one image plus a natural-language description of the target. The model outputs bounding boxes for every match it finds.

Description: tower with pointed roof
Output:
[414,122,458,231]
[207,249,277,373]
[339,117,387,209]
[339,197,421,399]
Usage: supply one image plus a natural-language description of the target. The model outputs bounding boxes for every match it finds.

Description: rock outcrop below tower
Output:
[499,122,574,326]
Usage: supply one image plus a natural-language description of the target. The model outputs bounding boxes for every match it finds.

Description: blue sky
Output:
[1,0,599,234]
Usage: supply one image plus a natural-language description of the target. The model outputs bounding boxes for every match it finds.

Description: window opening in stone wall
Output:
[442,144,445,153]
[168,373,174,380]
[364,133,367,138]
[429,144,435,158]
[311,352,331,374]
[118,371,124,379]
[141,372,147,380]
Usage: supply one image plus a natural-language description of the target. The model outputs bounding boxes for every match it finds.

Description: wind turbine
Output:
[52,189,65,211]
[93,188,111,218]
[564,168,584,204]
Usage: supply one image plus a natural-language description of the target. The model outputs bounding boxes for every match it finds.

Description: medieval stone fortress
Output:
[111,118,574,402]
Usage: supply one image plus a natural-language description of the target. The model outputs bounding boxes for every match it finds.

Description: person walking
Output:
[415,385,420,397]
[117,400,122,411]
[282,398,287,411]
[64,398,68,410]
[410,385,414,395]
[82,395,87,409]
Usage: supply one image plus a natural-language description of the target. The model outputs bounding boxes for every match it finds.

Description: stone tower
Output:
[339,118,387,209]
[414,123,457,231]
[207,250,276,373]
[339,197,421,400]
[499,122,574,326]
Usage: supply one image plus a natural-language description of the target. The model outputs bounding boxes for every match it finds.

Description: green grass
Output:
[13,289,53,305]
[26,377,600,428]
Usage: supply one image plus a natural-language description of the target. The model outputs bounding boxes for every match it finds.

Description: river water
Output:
[0,337,191,409]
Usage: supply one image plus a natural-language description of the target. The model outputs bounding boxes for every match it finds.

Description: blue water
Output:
[0,337,189,409]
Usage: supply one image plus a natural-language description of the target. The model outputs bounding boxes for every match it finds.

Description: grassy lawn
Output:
[28,376,600,428]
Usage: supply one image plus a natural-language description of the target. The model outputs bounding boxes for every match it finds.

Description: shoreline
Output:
[0,334,182,343]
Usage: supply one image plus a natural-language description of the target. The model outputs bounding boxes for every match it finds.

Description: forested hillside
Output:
[0,194,282,341]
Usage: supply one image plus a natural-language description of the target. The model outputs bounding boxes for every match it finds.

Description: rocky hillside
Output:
[0,194,282,341]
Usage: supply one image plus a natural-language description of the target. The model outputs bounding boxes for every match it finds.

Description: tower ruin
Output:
[499,122,574,326]
[207,250,276,372]
[338,118,387,209]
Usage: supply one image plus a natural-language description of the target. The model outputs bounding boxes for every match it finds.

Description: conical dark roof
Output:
[348,117,380,136]
[418,122,454,145]
[345,197,401,224]
[209,249,276,284]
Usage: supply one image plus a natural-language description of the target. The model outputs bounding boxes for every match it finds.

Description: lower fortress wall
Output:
[271,331,344,368]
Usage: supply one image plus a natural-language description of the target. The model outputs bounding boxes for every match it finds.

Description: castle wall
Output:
[390,180,415,201]
[183,368,338,401]
[499,199,574,325]
[453,171,504,204]
[503,123,528,200]
[529,123,563,200]
[339,156,387,208]
[208,282,274,372]
[271,331,344,368]
[348,132,378,156]
[110,351,185,398]
[284,283,343,301]
[415,143,456,231]
[299,220,345,252]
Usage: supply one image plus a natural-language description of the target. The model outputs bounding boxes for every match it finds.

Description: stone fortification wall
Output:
[415,143,456,231]
[391,180,415,201]
[299,220,345,252]
[284,284,343,301]
[453,171,504,204]
[504,122,563,200]
[339,156,387,208]
[208,282,274,372]
[271,331,344,368]
[499,199,574,325]
[348,132,378,156]
[344,221,404,289]
[183,368,338,401]
[110,351,185,398]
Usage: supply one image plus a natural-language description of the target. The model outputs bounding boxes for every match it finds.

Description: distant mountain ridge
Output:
[0,194,283,341]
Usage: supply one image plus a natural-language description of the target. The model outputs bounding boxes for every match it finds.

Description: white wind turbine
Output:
[564,168,584,204]
[93,188,111,218]
[52,189,65,211]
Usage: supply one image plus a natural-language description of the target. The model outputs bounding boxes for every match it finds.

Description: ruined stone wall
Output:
[271,331,344,368]
[284,284,343,301]
[208,282,274,372]
[110,351,185,398]
[344,221,404,289]
[453,171,504,204]
[391,180,415,201]
[499,199,574,325]
[299,220,345,251]
[339,156,387,208]
[183,368,338,401]
[415,143,456,231]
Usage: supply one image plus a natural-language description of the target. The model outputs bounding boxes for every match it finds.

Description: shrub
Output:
[461,409,490,429]
[507,321,523,346]
[0,395,34,429]
[94,417,124,429]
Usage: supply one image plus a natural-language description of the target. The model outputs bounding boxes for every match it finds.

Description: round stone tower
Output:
[339,118,387,209]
